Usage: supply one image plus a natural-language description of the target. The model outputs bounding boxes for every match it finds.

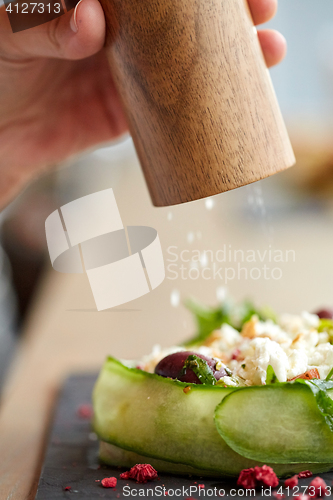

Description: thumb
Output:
[0,0,105,60]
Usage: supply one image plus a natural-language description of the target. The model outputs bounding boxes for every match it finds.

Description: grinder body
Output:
[100,0,295,206]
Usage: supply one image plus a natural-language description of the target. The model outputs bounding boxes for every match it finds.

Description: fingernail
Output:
[70,0,84,33]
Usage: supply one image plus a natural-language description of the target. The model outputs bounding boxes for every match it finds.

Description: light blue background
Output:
[267,0,333,124]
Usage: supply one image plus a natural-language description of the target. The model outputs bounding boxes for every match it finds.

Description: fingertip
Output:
[65,0,106,59]
[248,0,277,26]
[257,29,287,68]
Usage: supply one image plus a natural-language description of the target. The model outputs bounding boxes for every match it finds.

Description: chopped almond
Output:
[241,319,257,339]
[288,369,320,381]
[291,333,304,347]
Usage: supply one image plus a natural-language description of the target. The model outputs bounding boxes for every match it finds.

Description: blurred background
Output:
[1,0,333,389]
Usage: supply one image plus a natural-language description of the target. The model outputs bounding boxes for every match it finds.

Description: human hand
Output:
[0,0,285,208]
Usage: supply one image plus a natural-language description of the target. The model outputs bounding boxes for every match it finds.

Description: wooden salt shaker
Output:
[99,0,295,206]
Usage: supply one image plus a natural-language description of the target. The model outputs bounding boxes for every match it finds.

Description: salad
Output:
[93,301,333,477]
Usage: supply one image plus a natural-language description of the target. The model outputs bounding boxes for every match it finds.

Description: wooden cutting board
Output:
[35,374,333,500]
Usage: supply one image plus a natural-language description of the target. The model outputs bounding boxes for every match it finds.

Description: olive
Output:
[154,351,229,384]
[315,308,333,319]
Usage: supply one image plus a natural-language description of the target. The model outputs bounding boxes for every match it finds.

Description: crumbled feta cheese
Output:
[301,311,320,329]
[218,376,239,387]
[279,314,304,334]
[255,320,291,346]
[241,338,289,385]
[217,324,240,351]
[286,350,308,380]
[292,330,319,350]
[318,332,329,344]
[308,343,333,368]
[255,320,283,338]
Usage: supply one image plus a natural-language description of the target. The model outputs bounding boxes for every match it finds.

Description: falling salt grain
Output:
[205,197,214,210]
[216,286,227,302]
[170,290,180,307]
[187,232,195,244]
[257,197,264,207]
[167,212,173,221]
[200,252,208,267]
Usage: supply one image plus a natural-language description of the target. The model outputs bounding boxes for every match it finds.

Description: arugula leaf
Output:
[326,367,333,381]
[258,305,278,324]
[266,365,279,384]
[184,299,231,346]
[239,301,277,326]
[295,379,333,432]
[318,319,333,332]
[184,298,277,346]
[181,354,216,385]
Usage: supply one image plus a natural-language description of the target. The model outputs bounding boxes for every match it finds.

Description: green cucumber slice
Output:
[99,441,333,478]
[99,441,216,476]
[93,357,333,477]
[93,357,246,476]
[215,383,333,464]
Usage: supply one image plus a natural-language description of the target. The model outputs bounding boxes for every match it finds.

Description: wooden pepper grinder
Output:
[99,0,295,206]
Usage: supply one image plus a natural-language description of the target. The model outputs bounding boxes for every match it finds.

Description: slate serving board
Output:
[35,374,333,500]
